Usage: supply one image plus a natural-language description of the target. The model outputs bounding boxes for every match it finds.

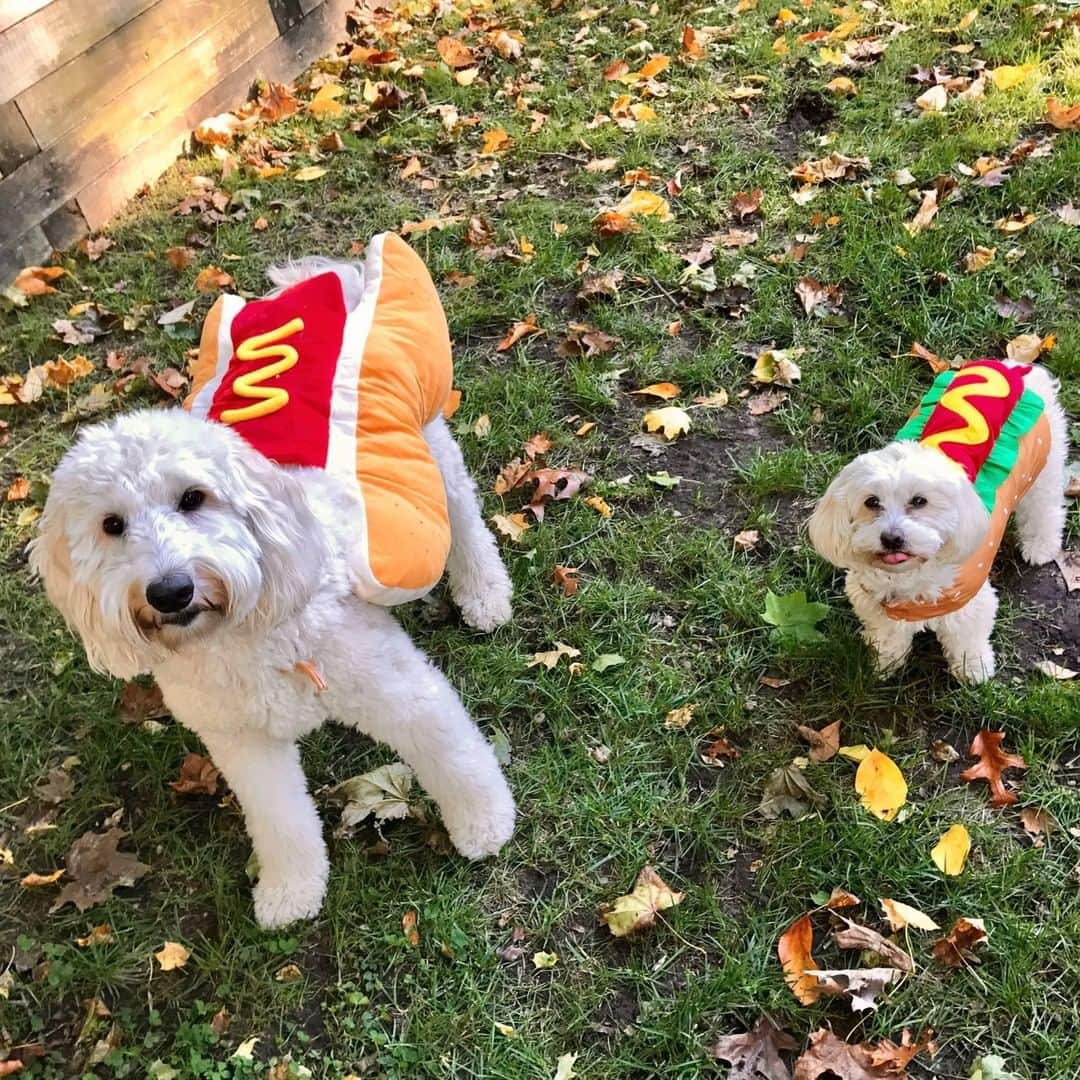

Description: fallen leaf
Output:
[762,590,829,644]
[796,720,841,763]
[642,406,691,440]
[854,749,907,821]
[734,529,760,551]
[615,189,673,221]
[693,389,730,408]
[79,236,113,262]
[646,470,679,489]
[481,127,514,154]
[752,348,804,386]
[1045,97,1080,131]
[909,341,949,374]
[491,512,531,541]
[169,752,221,796]
[473,414,491,438]
[1019,806,1057,843]
[758,764,827,820]
[995,210,1036,233]
[308,83,346,118]
[165,246,196,271]
[1054,202,1079,226]
[553,566,579,597]
[631,382,681,400]
[292,165,329,182]
[960,731,1026,807]
[700,731,741,766]
[932,824,971,875]
[584,494,612,518]
[1005,332,1051,363]
[731,189,764,220]
[963,245,996,272]
[789,154,870,185]
[838,744,871,762]
[528,643,581,670]
[274,962,303,983]
[193,266,233,293]
[257,81,299,121]
[525,467,590,519]
[832,917,914,973]
[118,681,167,723]
[805,967,902,1012]
[330,763,414,832]
[827,76,858,96]
[932,917,987,967]
[437,35,477,68]
[794,1027,894,1077]
[990,63,1038,91]
[826,888,860,910]
[497,313,543,351]
[51,829,150,912]
[795,277,844,316]
[880,898,940,932]
[402,910,419,946]
[664,705,696,730]
[34,766,74,804]
[578,268,625,300]
[917,84,948,112]
[709,1016,798,1080]
[14,266,66,296]
[1033,660,1077,680]
[747,390,788,415]
[682,26,710,61]
[779,914,821,1004]
[867,1029,936,1072]
[599,865,684,937]
[6,477,29,501]
[969,1055,1022,1080]
[155,941,190,971]
[1055,550,1080,591]
[904,188,940,235]
[21,868,64,887]
[592,653,626,672]
[553,1052,577,1080]
[76,924,114,947]
[584,156,619,173]
[532,950,558,969]
[43,354,94,389]
[592,210,640,236]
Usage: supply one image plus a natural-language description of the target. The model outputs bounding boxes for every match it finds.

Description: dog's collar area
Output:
[289,660,328,693]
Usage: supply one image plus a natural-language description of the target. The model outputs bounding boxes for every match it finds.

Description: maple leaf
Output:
[855,749,907,821]
[664,705,696,730]
[778,914,821,1004]
[558,323,620,358]
[329,763,415,834]
[709,1016,797,1080]
[257,81,299,121]
[527,643,581,670]
[599,865,684,937]
[868,1029,936,1072]
[731,188,764,220]
[194,267,233,293]
[796,720,840,763]
[552,566,580,597]
[642,406,691,439]
[700,730,741,766]
[155,941,191,971]
[960,730,1026,807]
[794,1027,897,1079]
[169,752,221,796]
[497,313,543,351]
[78,236,113,262]
[50,829,150,913]
[481,127,514,154]
[578,268,625,300]
[761,590,829,644]
[43,355,94,389]
[932,917,987,967]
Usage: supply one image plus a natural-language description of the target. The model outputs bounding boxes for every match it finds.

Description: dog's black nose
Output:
[880,531,905,552]
[146,573,194,613]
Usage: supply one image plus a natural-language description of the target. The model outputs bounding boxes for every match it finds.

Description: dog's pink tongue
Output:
[881,552,910,565]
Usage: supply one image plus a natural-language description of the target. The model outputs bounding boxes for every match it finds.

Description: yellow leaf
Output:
[995,210,1036,233]
[631,382,681,400]
[819,47,843,65]
[916,85,948,112]
[532,950,559,968]
[838,744,870,762]
[481,127,513,154]
[963,246,996,272]
[308,83,346,117]
[854,749,907,821]
[16,506,41,527]
[615,189,672,221]
[155,941,191,970]
[643,406,691,440]
[956,8,978,30]
[826,77,858,96]
[931,824,971,875]
[599,865,684,937]
[43,354,94,388]
[527,643,581,670]
[494,1022,517,1038]
[880,898,940,932]
[664,705,696,730]
[629,102,657,123]
[454,66,480,86]
[990,63,1038,91]
[584,495,612,518]
[828,17,861,41]
[772,35,789,55]
[292,166,328,182]
[491,512,531,542]
[257,165,286,180]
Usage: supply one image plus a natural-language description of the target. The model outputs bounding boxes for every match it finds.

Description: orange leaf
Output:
[6,476,30,501]
[194,266,233,293]
[630,382,681,400]
[932,917,987,967]
[481,127,513,154]
[638,54,670,79]
[1045,97,1080,130]
[497,313,543,351]
[165,246,196,271]
[604,59,630,80]
[21,868,64,887]
[553,565,580,597]
[910,342,949,374]
[402,910,420,946]
[682,26,708,60]
[437,36,477,68]
[14,266,65,296]
[778,913,820,1004]
[592,211,640,237]
[960,730,1026,807]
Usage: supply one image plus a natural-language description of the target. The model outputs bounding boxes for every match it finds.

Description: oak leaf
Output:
[796,720,840,763]
[932,917,987,967]
[169,752,221,796]
[960,730,1025,807]
[708,1016,797,1080]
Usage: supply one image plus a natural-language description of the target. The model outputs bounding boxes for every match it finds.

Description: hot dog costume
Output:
[884,359,1049,621]
[184,233,453,608]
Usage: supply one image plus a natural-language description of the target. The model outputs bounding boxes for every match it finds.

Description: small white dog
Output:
[30,263,516,929]
[809,361,1067,683]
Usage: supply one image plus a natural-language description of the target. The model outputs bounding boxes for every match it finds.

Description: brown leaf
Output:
[76,924,114,947]
[494,458,532,495]
[796,720,841,763]
[523,432,553,460]
[559,322,621,358]
[6,476,29,502]
[465,215,494,247]
[592,211,640,237]
[867,1029,936,1072]
[43,355,94,388]
[50,829,150,913]
[795,277,844,316]
[731,188,764,220]
[960,730,1026,807]
[170,752,221,796]
[34,766,74,805]
[931,917,987,967]
[778,914,821,1004]
[480,127,513,154]
[604,59,630,80]
[194,266,233,293]
[832,917,914,973]
[1019,806,1057,843]
[151,367,188,399]
[598,865,684,937]
[995,293,1035,320]
[497,313,543,351]
[789,154,870,184]
[747,390,789,415]
[402,910,420,946]
[682,26,710,61]
[826,888,861,911]
[118,681,168,723]
[78,236,113,262]
[709,1016,797,1080]
[793,1028,892,1080]
[525,467,590,519]
[552,565,580,597]
[719,227,759,248]
[165,246,196,271]
[804,967,901,1013]
[910,342,949,374]
[437,35,477,68]
[578,268,625,300]
[700,731,741,766]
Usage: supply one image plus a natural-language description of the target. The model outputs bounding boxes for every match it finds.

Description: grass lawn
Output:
[1,0,1078,1076]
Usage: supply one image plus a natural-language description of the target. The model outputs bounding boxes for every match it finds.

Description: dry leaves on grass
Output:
[931,824,971,875]
[13,266,66,297]
[854,749,907,821]
[642,406,691,440]
[1019,806,1057,845]
[796,720,840,763]
[1046,97,1080,130]
[491,512,530,541]
[169,753,221,796]
[497,313,543,351]
[932,917,987,967]
[960,730,1026,807]
[758,765,826,820]
[789,153,870,185]
[50,829,150,913]
[805,967,902,1013]
[155,941,191,971]
[910,341,950,374]
[598,865,684,937]
[524,467,590,520]
[708,1016,797,1079]
[527,642,581,670]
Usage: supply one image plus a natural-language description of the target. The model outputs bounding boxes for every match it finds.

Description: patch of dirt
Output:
[773,88,837,162]
[517,864,560,901]
[715,844,767,916]
[996,555,1080,669]
[584,984,640,1044]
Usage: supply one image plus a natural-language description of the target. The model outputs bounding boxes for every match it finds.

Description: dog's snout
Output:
[146,573,195,613]
[880,531,905,552]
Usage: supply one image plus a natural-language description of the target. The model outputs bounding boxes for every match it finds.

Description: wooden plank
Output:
[0,0,278,241]
[0,221,50,286]
[18,0,246,148]
[42,199,88,251]
[0,0,160,105]
[76,0,351,230]
[0,0,52,37]
[0,100,37,176]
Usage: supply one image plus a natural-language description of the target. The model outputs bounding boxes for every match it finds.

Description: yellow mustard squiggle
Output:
[920,363,1010,450]
[220,317,305,424]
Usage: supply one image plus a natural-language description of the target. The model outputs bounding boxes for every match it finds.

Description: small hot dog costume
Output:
[184,233,453,606]
[884,359,1049,621]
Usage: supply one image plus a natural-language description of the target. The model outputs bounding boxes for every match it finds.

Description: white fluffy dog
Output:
[808,362,1067,683]
[30,314,516,929]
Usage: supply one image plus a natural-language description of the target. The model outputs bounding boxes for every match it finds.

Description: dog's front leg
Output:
[933,583,998,684]
[198,728,329,928]
[846,576,917,674]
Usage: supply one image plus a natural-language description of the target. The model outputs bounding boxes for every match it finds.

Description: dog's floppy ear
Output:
[808,467,856,568]
[28,503,145,679]
[218,435,328,627]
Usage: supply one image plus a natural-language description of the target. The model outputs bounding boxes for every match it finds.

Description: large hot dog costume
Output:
[184,233,453,608]
[884,359,1049,621]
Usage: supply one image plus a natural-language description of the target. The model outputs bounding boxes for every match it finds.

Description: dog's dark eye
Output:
[178,489,205,512]
[909,495,928,508]
[864,496,881,510]
[102,514,125,537]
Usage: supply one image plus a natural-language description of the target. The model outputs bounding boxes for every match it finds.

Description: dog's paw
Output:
[446,797,516,861]
[453,575,513,633]
[951,653,995,684]
[253,874,327,929]
[1019,538,1062,567]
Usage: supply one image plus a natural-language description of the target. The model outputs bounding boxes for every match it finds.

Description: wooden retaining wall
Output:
[0,0,351,284]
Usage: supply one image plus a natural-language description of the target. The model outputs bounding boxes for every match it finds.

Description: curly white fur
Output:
[30,404,515,929]
[808,363,1067,683]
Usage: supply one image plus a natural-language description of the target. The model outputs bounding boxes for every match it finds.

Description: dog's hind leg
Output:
[424,415,513,631]
[1013,370,1067,566]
